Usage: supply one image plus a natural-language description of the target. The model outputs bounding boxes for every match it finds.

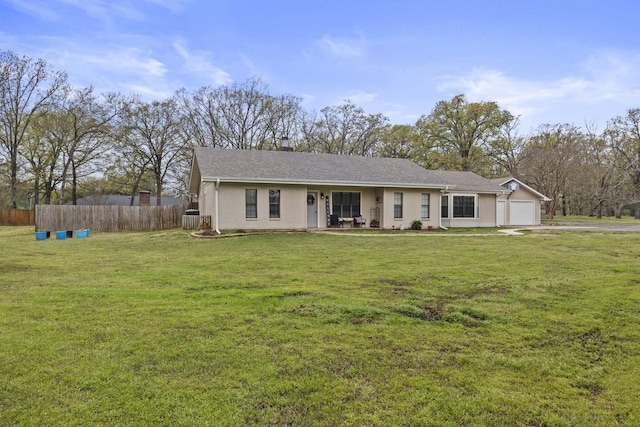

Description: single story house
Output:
[188,148,547,231]
[490,177,551,226]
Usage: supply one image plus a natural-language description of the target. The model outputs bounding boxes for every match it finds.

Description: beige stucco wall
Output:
[197,181,497,230]
[441,193,497,228]
[200,182,307,230]
[200,183,382,230]
[379,188,440,229]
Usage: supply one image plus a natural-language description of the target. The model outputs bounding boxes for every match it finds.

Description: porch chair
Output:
[329,214,340,227]
[353,215,366,228]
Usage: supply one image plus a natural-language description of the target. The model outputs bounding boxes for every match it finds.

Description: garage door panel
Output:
[510,201,535,225]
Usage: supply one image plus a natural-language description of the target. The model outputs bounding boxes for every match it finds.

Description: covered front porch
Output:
[305,187,442,230]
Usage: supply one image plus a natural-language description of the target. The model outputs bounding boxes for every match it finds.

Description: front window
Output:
[332,192,361,217]
[394,192,403,219]
[245,189,257,218]
[421,193,430,219]
[441,195,449,218]
[269,189,280,218]
[453,195,476,218]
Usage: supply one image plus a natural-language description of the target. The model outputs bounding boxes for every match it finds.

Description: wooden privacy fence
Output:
[0,209,35,226]
[182,215,212,230]
[35,205,186,232]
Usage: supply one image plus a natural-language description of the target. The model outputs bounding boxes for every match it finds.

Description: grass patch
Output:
[543,214,640,225]
[1,226,640,425]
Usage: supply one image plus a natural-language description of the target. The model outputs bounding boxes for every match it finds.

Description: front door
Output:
[497,200,506,226]
[307,192,318,228]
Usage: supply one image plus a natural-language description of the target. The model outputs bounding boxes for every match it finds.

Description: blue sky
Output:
[2,0,640,132]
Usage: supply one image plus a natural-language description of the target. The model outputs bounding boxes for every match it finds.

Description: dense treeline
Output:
[1,50,639,219]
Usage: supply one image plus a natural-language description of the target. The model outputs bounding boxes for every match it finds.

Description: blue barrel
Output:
[35,231,47,240]
[55,231,67,240]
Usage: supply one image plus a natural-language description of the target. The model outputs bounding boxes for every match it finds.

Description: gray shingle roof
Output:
[191,148,506,192]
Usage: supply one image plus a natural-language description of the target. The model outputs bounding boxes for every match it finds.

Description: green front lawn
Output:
[543,214,640,225]
[1,227,639,426]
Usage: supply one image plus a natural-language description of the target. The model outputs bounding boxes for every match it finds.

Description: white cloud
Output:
[3,0,59,20]
[316,33,367,58]
[341,90,378,105]
[120,83,172,100]
[173,41,231,86]
[436,51,640,128]
[51,44,167,78]
[4,0,186,23]
[33,38,174,98]
[143,0,190,13]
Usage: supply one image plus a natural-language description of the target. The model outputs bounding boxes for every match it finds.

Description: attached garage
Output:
[510,200,536,225]
[492,178,550,227]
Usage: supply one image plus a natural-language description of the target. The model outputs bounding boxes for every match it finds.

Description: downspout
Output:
[439,187,449,230]
[214,178,221,235]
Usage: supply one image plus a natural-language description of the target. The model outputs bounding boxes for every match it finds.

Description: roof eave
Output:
[200,176,451,189]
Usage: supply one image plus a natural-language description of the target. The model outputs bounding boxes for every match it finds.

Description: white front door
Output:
[497,200,506,226]
[307,192,318,228]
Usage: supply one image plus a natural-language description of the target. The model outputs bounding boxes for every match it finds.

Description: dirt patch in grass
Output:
[419,301,448,321]
[450,284,509,300]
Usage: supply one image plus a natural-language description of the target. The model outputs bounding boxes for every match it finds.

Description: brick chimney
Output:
[279,136,293,152]
[139,190,151,206]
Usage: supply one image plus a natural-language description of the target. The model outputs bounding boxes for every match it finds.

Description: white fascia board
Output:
[200,176,451,189]
[501,178,550,201]
[442,189,503,195]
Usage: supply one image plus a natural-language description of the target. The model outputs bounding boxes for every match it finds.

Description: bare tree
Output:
[54,87,121,204]
[519,123,582,219]
[119,97,187,205]
[0,50,67,208]
[605,108,640,219]
[301,101,388,156]
[487,115,525,177]
[21,111,67,205]
[178,77,302,150]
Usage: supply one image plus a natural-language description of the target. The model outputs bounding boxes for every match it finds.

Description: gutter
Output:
[215,178,221,235]
[200,176,452,190]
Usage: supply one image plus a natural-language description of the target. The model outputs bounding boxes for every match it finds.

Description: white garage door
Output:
[510,201,535,225]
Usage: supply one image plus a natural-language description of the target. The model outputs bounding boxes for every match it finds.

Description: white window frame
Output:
[441,194,449,218]
[331,191,362,218]
[421,193,430,219]
[269,189,280,219]
[245,188,257,219]
[394,192,403,219]
[452,194,478,219]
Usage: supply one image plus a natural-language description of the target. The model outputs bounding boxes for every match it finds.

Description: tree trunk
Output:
[156,178,162,206]
[546,199,557,220]
[10,152,18,209]
[71,161,78,205]
[33,176,40,206]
